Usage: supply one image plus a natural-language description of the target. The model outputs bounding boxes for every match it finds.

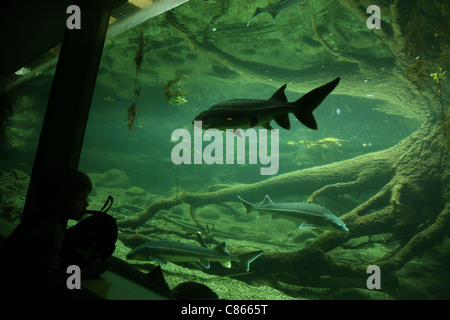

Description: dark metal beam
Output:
[22,1,111,218]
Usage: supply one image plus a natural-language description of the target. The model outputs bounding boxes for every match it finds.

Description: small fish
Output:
[194,78,340,132]
[336,107,341,115]
[103,96,115,103]
[246,0,306,27]
[362,142,372,147]
[14,67,31,76]
[295,137,348,149]
[237,195,349,232]
[126,241,264,272]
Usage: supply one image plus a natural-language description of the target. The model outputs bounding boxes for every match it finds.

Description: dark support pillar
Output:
[23,2,111,219]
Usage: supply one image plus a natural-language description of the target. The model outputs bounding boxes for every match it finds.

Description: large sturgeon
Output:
[238,195,349,232]
[126,240,264,272]
[194,78,339,132]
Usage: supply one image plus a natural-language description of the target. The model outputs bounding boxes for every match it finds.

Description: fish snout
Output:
[193,112,213,129]
[326,218,349,232]
[338,221,349,232]
[199,120,213,129]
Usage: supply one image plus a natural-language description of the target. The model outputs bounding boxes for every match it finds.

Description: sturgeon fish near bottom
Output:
[126,240,264,272]
[193,78,339,132]
[237,195,349,232]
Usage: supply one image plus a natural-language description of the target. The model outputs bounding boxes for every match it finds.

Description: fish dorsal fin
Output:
[269,84,287,103]
[260,195,274,205]
[214,242,229,255]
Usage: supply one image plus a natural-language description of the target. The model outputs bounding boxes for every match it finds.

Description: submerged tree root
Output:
[118,121,449,288]
[117,147,394,229]
[377,203,450,273]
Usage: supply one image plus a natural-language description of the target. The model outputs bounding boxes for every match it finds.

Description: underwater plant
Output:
[430,66,447,121]
[126,28,145,130]
[404,57,430,91]
[126,100,138,131]
[164,75,188,106]
[134,26,145,78]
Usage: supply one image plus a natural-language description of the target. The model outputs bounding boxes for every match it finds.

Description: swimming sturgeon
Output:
[246,0,307,27]
[126,240,264,272]
[194,78,340,131]
[237,195,349,232]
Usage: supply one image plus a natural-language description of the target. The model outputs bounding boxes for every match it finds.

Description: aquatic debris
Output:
[134,26,145,77]
[126,240,264,272]
[237,195,348,232]
[287,137,349,148]
[126,27,145,130]
[134,85,141,98]
[126,100,138,131]
[164,75,188,105]
[194,78,340,131]
[126,86,141,130]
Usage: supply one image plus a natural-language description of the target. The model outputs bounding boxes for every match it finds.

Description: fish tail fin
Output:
[253,7,265,17]
[246,7,264,27]
[237,195,254,214]
[292,78,340,130]
[237,250,264,272]
[267,9,280,20]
